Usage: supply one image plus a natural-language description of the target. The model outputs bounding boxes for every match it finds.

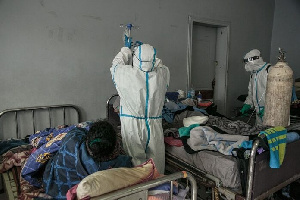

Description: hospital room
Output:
[1,0,300,199]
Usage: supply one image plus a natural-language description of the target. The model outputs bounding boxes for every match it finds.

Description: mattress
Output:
[165,145,241,188]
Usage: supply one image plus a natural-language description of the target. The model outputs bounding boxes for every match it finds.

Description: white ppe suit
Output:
[243,49,271,125]
[110,44,170,174]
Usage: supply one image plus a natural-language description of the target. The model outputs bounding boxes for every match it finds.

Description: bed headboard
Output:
[0,104,81,140]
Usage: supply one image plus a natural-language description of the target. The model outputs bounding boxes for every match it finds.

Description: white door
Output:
[191,24,217,91]
[214,27,229,115]
[188,17,229,116]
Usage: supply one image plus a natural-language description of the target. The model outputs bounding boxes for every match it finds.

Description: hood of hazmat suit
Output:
[244,49,265,72]
[132,44,161,72]
[110,44,170,174]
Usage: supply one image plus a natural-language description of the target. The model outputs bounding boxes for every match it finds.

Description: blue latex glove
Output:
[240,104,251,115]
[124,35,132,48]
[291,85,298,102]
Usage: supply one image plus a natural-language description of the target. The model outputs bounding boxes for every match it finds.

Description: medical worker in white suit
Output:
[110,43,170,174]
[240,49,271,125]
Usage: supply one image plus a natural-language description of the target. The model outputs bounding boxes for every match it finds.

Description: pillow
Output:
[76,159,157,199]
[183,116,209,127]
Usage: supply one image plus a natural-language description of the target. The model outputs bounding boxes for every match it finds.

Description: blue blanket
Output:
[43,127,132,199]
[21,125,89,187]
[29,125,77,148]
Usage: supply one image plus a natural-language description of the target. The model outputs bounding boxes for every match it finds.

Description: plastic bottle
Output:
[190,87,195,99]
[187,87,194,99]
[187,91,191,98]
[197,92,202,105]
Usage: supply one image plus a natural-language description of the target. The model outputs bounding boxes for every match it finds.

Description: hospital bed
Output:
[106,93,300,200]
[0,104,198,200]
[0,104,81,199]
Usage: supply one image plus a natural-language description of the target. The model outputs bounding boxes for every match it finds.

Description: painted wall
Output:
[270,0,300,80]
[0,0,274,122]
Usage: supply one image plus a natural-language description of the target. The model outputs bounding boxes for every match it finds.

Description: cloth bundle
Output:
[259,126,287,168]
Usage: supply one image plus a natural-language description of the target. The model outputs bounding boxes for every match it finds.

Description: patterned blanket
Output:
[43,127,132,199]
[21,122,92,187]
[206,115,266,135]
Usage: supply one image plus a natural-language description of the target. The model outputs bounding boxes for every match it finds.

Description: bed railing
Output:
[246,135,300,200]
[106,94,121,127]
[106,94,118,120]
[94,171,197,200]
[0,104,80,139]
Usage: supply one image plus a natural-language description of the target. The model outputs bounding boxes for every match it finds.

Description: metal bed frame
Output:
[94,171,197,200]
[0,104,198,200]
[0,104,81,139]
[0,104,80,200]
[106,94,300,200]
[106,94,120,127]
[165,136,300,200]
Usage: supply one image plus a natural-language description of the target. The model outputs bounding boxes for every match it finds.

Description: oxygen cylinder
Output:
[263,49,293,127]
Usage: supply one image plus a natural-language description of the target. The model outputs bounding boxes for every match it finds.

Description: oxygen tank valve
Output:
[278,47,286,62]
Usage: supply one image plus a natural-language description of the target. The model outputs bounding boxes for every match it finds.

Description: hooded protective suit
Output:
[241,49,271,125]
[110,44,170,173]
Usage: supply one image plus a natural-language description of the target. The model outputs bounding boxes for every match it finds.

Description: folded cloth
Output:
[149,181,178,195]
[0,139,29,155]
[259,126,287,168]
[178,124,199,137]
[188,126,249,155]
[166,92,179,102]
[286,132,300,143]
[183,116,209,127]
[164,137,183,147]
[240,140,253,149]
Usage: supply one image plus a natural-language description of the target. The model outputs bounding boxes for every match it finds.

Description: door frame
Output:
[187,15,230,115]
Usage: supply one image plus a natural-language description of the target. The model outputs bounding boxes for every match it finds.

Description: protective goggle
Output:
[243,56,260,63]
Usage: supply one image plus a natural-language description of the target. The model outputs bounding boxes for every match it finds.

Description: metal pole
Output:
[245,138,260,200]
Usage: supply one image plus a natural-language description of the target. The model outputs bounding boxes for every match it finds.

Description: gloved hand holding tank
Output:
[240,104,252,115]
[258,107,264,119]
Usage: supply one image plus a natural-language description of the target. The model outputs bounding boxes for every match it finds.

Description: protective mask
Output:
[244,55,265,72]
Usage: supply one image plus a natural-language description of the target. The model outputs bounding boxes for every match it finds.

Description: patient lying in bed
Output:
[21,120,132,199]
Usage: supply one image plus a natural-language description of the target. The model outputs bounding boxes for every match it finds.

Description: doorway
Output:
[187,16,230,116]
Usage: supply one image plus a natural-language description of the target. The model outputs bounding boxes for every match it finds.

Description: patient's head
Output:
[86,119,118,162]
